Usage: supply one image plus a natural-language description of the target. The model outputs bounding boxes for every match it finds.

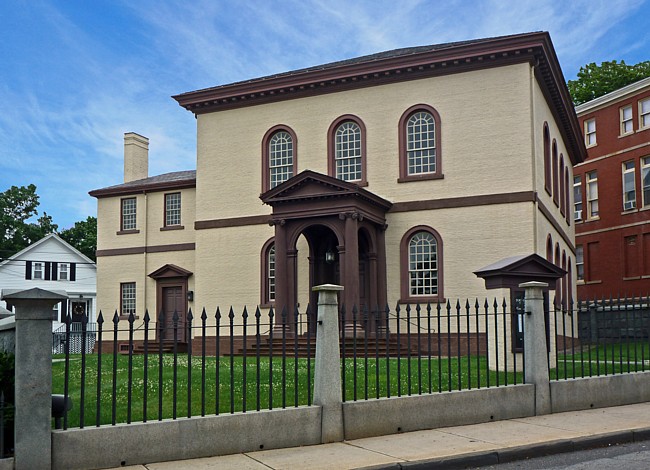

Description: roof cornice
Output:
[575,76,650,115]
[89,174,196,198]
[173,32,585,165]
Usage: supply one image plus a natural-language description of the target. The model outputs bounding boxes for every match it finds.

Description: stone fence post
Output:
[520,281,551,415]
[312,284,344,443]
[2,288,67,470]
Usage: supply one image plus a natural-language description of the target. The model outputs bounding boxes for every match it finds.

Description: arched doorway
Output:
[261,170,391,336]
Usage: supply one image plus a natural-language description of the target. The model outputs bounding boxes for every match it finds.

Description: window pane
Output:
[122,198,137,230]
[407,112,436,175]
[121,283,136,315]
[165,193,181,226]
[269,131,294,188]
[408,232,438,296]
[335,122,362,181]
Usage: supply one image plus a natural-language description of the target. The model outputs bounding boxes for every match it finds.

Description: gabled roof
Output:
[148,264,193,279]
[474,254,565,290]
[89,170,196,198]
[173,31,585,164]
[0,233,95,268]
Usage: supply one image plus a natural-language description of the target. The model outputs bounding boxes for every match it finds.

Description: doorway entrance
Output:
[149,264,193,344]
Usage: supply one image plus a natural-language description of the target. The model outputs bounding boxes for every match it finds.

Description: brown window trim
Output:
[398,104,443,182]
[260,237,275,307]
[160,225,185,231]
[399,225,444,304]
[116,229,140,235]
[564,167,571,226]
[119,282,137,317]
[261,125,298,193]
[118,315,140,320]
[327,114,367,186]
[543,123,552,196]
[120,197,137,231]
[163,192,182,228]
[559,155,566,217]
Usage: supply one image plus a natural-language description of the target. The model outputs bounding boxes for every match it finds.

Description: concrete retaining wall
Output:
[550,372,650,413]
[0,317,15,353]
[51,406,321,470]
[343,384,536,440]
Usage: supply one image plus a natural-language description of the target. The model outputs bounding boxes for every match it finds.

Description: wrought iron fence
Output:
[54,298,530,429]
[552,296,650,380]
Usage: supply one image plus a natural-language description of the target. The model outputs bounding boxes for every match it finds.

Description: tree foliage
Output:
[0,184,58,259]
[568,60,650,105]
[59,216,97,261]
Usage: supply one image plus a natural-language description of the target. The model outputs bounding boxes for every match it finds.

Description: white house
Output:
[0,233,97,332]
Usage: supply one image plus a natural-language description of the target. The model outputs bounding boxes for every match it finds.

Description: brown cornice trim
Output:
[390,191,535,213]
[536,198,575,253]
[96,243,195,257]
[195,214,270,230]
[90,179,196,198]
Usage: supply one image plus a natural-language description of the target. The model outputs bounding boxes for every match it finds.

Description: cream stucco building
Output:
[91,32,585,348]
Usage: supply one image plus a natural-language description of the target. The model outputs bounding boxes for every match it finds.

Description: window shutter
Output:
[70,263,76,282]
[25,261,32,280]
[45,262,51,281]
[52,262,58,281]
[60,299,68,321]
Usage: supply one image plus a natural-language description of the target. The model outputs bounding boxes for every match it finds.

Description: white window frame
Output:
[335,122,362,182]
[621,105,633,135]
[640,98,650,130]
[164,192,181,227]
[267,245,275,302]
[121,197,137,231]
[573,175,583,221]
[32,262,43,280]
[587,171,599,219]
[58,262,69,281]
[622,161,636,211]
[269,131,294,189]
[585,119,596,147]
[576,246,584,281]
[408,232,438,296]
[121,282,136,316]
[642,156,650,208]
[406,111,436,175]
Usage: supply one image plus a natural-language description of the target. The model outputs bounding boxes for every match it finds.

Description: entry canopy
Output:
[474,254,566,290]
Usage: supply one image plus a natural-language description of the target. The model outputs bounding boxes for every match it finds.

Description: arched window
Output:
[262,125,297,192]
[554,243,561,307]
[564,167,571,225]
[544,123,551,195]
[561,251,567,310]
[546,234,553,262]
[567,259,573,310]
[400,226,443,302]
[328,115,366,184]
[557,154,566,215]
[398,104,442,181]
[552,140,559,206]
[260,239,275,306]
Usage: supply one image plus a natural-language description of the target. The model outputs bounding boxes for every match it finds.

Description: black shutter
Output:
[51,262,58,281]
[45,262,51,281]
[25,261,32,280]
[60,300,68,321]
[70,263,76,282]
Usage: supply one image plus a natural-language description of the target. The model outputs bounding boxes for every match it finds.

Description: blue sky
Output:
[1,0,649,229]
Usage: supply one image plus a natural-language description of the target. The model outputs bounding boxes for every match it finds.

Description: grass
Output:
[52,353,523,428]
[555,341,650,379]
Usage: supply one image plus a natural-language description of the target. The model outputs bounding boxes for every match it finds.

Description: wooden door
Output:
[160,286,186,342]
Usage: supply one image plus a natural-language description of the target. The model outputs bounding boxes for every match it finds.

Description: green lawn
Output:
[52,353,523,428]
[555,341,650,379]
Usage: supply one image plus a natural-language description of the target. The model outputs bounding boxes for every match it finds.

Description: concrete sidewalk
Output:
[114,402,650,470]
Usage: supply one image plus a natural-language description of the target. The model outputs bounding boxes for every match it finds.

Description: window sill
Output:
[584,217,600,222]
[623,276,642,281]
[160,225,185,231]
[397,173,444,183]
[621,209,638,215]
[117,229,140,235]
[584,280,602,285]
[118,315,140,320]
[618,132,634,139]
[259,302,274,309]
[398,296,445,305]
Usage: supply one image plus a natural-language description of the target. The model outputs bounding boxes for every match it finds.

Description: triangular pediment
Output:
[260,170,392,211]
[474,254,566,290]
[148,264,193,280]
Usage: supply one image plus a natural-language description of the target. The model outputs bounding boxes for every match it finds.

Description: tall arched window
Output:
[262,125,297,192]
[557,154,566,215]
[567,259,573,310]
[328,115,366,183]
[564,167,571,225]
[398,104,442,181]
[544,123,551,195]
[400,226,443,302]
[546,234,553,262]
[561,251,567,310]
[552,140,559,206]
[260,239,276,306]
[554,243,561,307]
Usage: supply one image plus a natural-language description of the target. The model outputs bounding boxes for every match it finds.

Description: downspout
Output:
[143,191,148,323]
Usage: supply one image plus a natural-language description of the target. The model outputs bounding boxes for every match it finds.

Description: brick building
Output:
[574,76,650,298]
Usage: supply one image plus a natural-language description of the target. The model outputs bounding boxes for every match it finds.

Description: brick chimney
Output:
[124,132,149,183]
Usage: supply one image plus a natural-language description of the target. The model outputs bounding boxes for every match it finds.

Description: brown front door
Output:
[161,286,186,342]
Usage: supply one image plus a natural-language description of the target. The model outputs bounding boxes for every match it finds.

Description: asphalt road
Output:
[477,441,650,469]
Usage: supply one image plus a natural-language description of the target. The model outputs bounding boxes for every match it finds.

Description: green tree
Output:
[568,60,650,105]
[0,184,58,259]
[59,216,97,261]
